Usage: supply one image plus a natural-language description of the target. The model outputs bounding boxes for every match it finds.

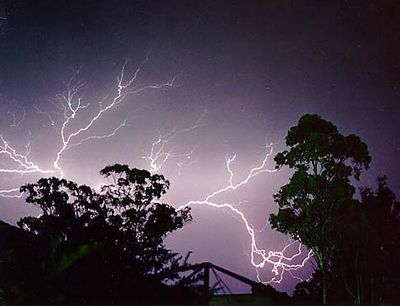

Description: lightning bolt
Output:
[62,120,129,153]
[0,59,176,196]
[52,60,175,177]
[0,188,23,198]
[176,143,312,284]
[144,127,313,285]
[0,134,54,175]
[0,57,312,287]
[144,110,206,173]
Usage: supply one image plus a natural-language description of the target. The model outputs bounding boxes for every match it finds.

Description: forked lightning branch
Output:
[0,60,312,285]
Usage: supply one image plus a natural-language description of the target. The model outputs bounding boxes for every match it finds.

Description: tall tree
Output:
[292,176,400,304]
[269,114,371,304]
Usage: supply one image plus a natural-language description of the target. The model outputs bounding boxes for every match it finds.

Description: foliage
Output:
[293,177,400,304]
[1,164,196,305]
[269,114,371,304]
[330,176,400,304]
[293,269,323,303]
[272,114,400,304]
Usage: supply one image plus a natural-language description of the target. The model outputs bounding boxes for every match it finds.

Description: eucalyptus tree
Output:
[270,114,371,304]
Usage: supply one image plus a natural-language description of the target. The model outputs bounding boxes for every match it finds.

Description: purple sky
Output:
[0,0,399,293]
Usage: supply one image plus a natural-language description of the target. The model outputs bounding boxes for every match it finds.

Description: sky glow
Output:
[0,60,313,292]
[0,0,399,293]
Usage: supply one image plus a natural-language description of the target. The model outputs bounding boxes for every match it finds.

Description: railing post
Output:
[204,263,210,294]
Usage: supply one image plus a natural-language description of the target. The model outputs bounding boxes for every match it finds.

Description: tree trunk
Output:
[356,274,361,304]
[315,250,328,305]
[343,276,356,302]
[322,267,328,305]
[354,247,363,304]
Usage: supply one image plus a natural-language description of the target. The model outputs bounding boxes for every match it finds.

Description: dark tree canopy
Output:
[272,114,400,304]
[1,164,196,305]
[332,176,400,304]
[270,114,371,304]
[293,269,323,303]
[292,176,400,304]
[274,114,370,180]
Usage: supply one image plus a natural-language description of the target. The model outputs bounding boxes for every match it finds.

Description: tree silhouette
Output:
[1,164,196,305]
[293,269,323,303]
[331,176,400,304]
[292,176,400,304]
[269,114,371,304]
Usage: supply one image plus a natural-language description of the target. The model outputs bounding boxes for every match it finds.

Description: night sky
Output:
[1,0,399,293]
